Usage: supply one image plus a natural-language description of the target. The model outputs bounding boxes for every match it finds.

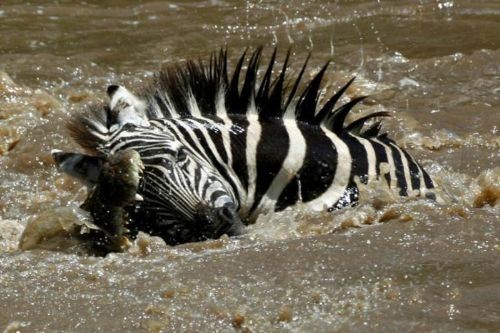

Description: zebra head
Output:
[57,84,244,244]
[126,133,244,242]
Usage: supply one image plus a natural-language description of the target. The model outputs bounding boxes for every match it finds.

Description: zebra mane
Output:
[68,48,389,153]
[143,47,389,137]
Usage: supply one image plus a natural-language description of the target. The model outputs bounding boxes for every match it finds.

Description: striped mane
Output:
[68,48,390,154]
[142,47,389,136]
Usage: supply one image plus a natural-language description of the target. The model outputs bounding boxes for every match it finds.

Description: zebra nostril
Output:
[217,206,233,222]
[213,204,245,237]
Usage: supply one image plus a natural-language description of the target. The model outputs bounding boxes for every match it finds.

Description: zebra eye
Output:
[175,148,188,162]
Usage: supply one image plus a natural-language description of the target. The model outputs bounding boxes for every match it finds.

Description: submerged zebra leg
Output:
[80,149,144,251]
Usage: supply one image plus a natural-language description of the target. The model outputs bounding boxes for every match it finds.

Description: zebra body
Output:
[56,49,436,245]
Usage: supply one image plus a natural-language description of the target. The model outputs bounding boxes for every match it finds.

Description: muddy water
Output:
[0,1,499,332]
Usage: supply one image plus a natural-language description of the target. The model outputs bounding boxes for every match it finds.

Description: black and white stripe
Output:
[67,48,436,243]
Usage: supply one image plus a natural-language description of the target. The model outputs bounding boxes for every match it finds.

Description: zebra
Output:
[53,48,437,246]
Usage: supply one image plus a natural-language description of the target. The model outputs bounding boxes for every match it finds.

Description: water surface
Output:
[0,1,499,332]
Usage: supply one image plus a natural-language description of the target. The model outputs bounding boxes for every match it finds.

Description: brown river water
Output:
[0,1,499,332]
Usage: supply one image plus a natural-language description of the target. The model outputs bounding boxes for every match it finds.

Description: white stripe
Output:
[187,91,202,117]
[215,88,228,118]
[166,120,211,162]
[197,167,208,200]
[415,161,427,197]
[389,142,413,194]
[372,138,397,190]
[88,120,109,134]
[109,86,145,112]
[146,95,163,118]
[144,170,197,217]
[89,129,109,142]
[220,116,246,205]
[108,132,176,154]
[214,196,232,208]
[246,95,258,116]
[243,113,261,215]
[213,89,246,202]
[407,152,427,197]
[175,163,201,205]
[168,168,200,209]
[180,117,239,202]
[353,135,377,182]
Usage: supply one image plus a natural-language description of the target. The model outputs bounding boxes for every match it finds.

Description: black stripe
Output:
[209,118,229,165]
[279,124,337,209]
[141,170,174,208]
[329,185,358,211]
[189,120,215,158]
[153,94,168,114]
[422,168,434,189]
[425,192,436,200]
[209,190,227,203]
[140,155,174,168]
[275,176,300,211]
[108,128,171,148]
[299,125,338,202]
[165,120,205,157]
[402,150,421,193]
[370,140,390,185]
[422,167,435,200]
[343,134,369,185]
[228,115,249,190]
[185,118,240,203]
[193,165,202,196]
[384,140,408,196]
[110,138,166,154]
[190,117,229,164]
[328,135,364,211]
[250,119,289,213]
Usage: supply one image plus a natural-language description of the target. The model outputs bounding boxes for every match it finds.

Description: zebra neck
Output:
[156,115,310,220]
[227,115,310,220]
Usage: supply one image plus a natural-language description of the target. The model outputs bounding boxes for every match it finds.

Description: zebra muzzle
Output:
[216,204,246,236]
[196,202,245,240]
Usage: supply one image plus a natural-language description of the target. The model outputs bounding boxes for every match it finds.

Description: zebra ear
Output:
[107,84,144,110]
[52,150,104,186]
[107,85,149,128]
[106,85,120,98]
